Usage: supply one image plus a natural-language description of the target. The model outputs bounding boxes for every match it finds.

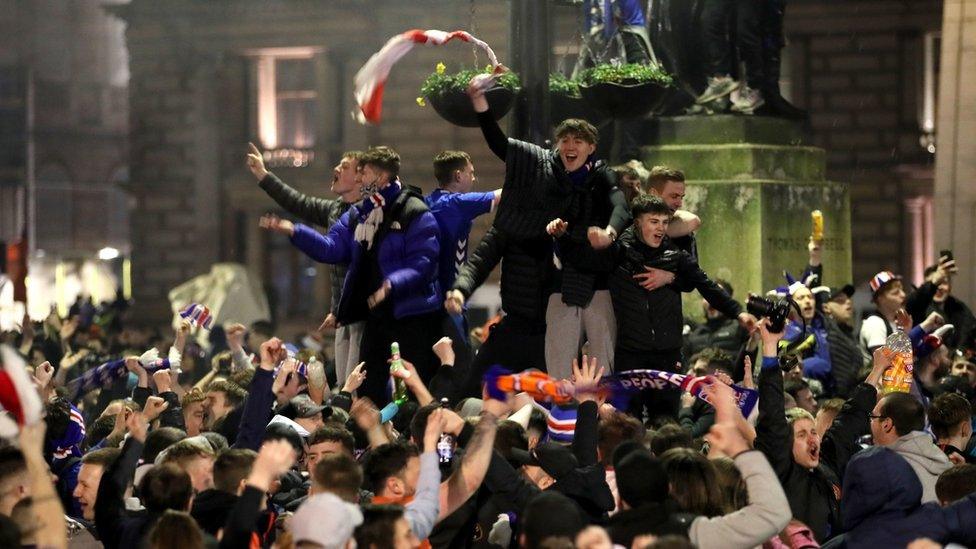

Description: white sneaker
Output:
[730,86,765,115]
[695,75,739,104]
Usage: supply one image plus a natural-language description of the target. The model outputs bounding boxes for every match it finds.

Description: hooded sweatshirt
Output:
[886,431,952,504]
[836,446,976,548]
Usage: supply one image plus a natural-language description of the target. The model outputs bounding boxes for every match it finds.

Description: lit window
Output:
[920,31,940,154]
[253,48,320,166]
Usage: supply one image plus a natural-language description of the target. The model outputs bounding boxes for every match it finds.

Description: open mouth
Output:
[808,446,819,461]
[565,152,579,163]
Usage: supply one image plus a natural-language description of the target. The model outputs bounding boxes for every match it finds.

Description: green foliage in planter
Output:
[579,63,673,87]
[549,73,581,97]
[419,64,521,102]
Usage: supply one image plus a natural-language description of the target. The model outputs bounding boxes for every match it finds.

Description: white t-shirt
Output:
[860,314,895,352]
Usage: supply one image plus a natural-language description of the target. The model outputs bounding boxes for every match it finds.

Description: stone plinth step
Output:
[640,143,826,182]
[642,115,809,147]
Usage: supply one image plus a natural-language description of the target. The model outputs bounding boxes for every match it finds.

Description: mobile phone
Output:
[940,249,954,262]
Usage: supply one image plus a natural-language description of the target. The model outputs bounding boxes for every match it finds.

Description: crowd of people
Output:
[1,74,976,549]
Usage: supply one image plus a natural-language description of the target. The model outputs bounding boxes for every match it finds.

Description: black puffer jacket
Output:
[598,229,740,353]
[259,172,352,313]
[453,227,555,328]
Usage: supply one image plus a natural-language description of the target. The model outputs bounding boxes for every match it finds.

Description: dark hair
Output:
[313,453,364,503]
[264,423,305,456]
[598,411,644,467]
[711,456,747,512]
[879,392,926,436]
[207,380,247,408]
[249,320,274,337]
[85,414,116,451]
[527,409,548,439]
[0,447,26,488]
[554,118,598,144]
[43,398,72,449]
[143,427,187,463]
[936,464,976,504]
[201,432,229,453]
[784,378,811,401]
[690,347,735,377]
[355,504,405,549]
[363,442,419,494]
[630,194,673,220]
[361,146,401,177]
[928,393,973,440]
[647,536,696,549]
[140,463,194,513]
[149,510,204,549]
[0,514,19,549]
[433,150,472,186]
[661,448,725,517]
[495,420,529,462]
[647,166,685,191]
[308,426,355,455]
[521,491,585,549]
[409,402,441,444]
[213,449,257,494]
[649,424,693,456]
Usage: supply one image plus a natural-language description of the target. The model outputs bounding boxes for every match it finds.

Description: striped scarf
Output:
[354,179,401,249]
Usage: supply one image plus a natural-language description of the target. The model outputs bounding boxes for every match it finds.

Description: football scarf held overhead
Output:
[602,369,759,417]
[354,29,502,124]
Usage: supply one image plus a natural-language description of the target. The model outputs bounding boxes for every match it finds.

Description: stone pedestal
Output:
[640,115,852,321]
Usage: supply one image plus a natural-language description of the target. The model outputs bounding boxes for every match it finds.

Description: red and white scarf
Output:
[354,29,500,124]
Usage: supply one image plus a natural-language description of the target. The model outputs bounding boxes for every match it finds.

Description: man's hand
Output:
[20,312,34,342]
[757,318,785,358]
[867,347,891,389]
[341,362,367,394]
[110,406,127,438]
[152,369,173,393]
[33,361,53,390]
[737,312,758,332]
[143,396,169,422]
[259,337,285,371]
[317,313,338,333]
[932,254,959,285]
[587,226,613,250]
[350,398,381,431]
[705,421,751,457]
[633,266,676,291]
[808,236,823,267]
[894,308,913,332]
[273,359,302,403]
[741,355,755,390]
[921,311,946,333]
[572,354,605,403]
[249,439,298,492]
[546,218,568,238]
[226,323,247,353]
[174,319,191,353]
[259,214,295,237]
[680,391,697,409]
[432,337,455,366]
[466,75,490,113]
[126,410,149,443]
[125,356,149,386]
[423,408,447,452]
[701,377,738,424]
[59,317,78,342]
[368,280,392,309]
[246,142,269,181]
[444,290,466,315]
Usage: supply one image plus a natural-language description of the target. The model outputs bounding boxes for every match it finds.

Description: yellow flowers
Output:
[436,62,446,75]
[416,97,426,107]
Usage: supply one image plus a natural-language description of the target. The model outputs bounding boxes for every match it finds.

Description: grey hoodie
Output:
[887,430,952,503]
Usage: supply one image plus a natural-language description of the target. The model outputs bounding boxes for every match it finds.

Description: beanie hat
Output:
[869,271,901,297]
[546,403,577,444]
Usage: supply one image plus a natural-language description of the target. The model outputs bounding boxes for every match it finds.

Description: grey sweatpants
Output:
[544,291,616,381]
[334,321,364,389]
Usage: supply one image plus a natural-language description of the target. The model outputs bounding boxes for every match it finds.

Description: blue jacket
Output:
[833,446,976,548]
[785,312,832,385]
[290,188,441,321]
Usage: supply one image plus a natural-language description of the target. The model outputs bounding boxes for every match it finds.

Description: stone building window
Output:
[904,196,934,284]
[255,49,318,160]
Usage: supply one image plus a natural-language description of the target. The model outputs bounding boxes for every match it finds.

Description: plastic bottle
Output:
[389,342,408,405]
[880,329,914,394]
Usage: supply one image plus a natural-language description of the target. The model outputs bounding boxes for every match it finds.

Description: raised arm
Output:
[232,337,284,450]
[468,78,508,160]
[439,400,503,520]
[95,413,147,549]
[666,210,701,238]
[819,349,884,478]
[20,423,68,549]
[753,323,795,478]
[449,227,505,311]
